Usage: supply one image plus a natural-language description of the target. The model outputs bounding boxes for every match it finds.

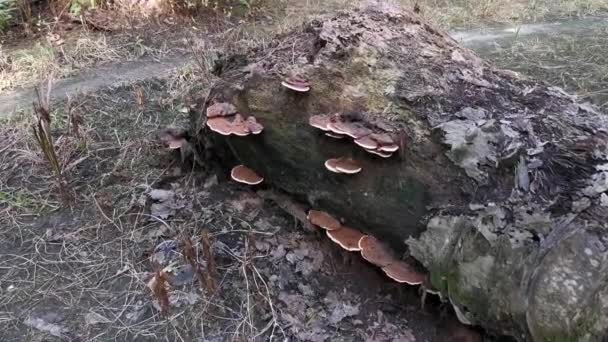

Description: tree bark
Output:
[194,6,608,341]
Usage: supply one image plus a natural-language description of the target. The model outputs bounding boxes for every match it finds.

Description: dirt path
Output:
[0,54,191,117]
[3,15,606,118]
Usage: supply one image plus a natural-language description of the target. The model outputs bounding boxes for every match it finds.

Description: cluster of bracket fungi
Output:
[204,75,430,288]
[307,209,427,286]
[309,113,400,158]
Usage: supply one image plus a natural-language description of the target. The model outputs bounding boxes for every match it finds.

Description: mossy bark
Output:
[194,6,608,341]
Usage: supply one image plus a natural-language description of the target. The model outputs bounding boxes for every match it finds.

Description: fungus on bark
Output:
[206,102,237,118]
[358,235,397,267]
[230,165,264,185]
[324,157,362,174]
[307,210,341,230]
[246,116,264,135]
[281,75,310,92]
[370,133,394,146]
[309,114,332,131]
[365,149,393,158]
[207,117,233,136]
[379,144,399,153]
[160,127,187,150]
[230,114,251,137]
[326,226,365,251]
[381,261,426,285]
[354,136,378,150]
[325,132,345,139]
[330,121,373,139]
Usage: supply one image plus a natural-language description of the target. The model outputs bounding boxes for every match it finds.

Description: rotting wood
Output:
[193,6,608,341]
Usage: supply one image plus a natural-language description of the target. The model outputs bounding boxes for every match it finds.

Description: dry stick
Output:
[200,230,218,295]
[151,270,170,314]
[256,190,315,232]
[181,235,207,291]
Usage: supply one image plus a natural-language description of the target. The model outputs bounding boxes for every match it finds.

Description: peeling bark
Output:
[193,6,608,341]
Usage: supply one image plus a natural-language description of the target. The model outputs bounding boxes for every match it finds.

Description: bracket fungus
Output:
[160,127,187,150]
[281,75,310,92]
[307,210,341,231]
[308,113,399,159]
[309,114,332,131]
[358,235,397,267]
[324,157,362,174]
[246,117,264,135]
[326,226,365,251]
[206,110,264,136]
[230,165,264,185]
[206,102,237,118]
[381,261,426,285]
[207,117,234,136]
[365,149,393,158]
[325,132,345,139]
[328,121,373,139]
[354,136,378,150]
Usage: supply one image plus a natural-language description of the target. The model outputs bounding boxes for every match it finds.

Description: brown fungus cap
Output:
[379,143,399,153]
[324,158,341,173]
[230,165,264,185]
[309,115,332,131]
[307,210,341,231]
[206,102,237,118]
[370,133,395,146]
[231,114,251,137]
[334,157,362,174]
[365,149,393,158]
[381,261,426,285]
[330,121,372,139]
[206,117,233,136]
[358,236,397,267]
[326,226,365,251]
[281,75,310,92]
[324,158,362,174]
[160,127,187,149]
[354,136,378,150]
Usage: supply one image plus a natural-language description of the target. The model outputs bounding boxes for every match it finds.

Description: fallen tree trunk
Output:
[193,6,608,341]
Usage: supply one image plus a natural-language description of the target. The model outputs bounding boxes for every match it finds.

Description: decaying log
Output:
[193,5,608,341]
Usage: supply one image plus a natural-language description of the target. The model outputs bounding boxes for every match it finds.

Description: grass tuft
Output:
[31,75,73,206]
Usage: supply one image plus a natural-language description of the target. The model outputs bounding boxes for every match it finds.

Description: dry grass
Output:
[399,0,608,28]
[2,0,607,93]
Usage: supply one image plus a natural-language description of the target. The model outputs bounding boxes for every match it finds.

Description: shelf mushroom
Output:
[381,261,426,285]
[205,102,264,136]
[206,102,237,118]
[358,235,397,267]
[326,226,365,251]
[307,210,341,231]
[309,114,332,131]
[281,75,311,92]
[364,149,393,158]
[230,165,264,185]
[207,117,234,136]
[325,157,362,174]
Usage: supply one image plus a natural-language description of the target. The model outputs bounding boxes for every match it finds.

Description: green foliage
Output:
[0,0,16,32]
[69,0,96,15]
